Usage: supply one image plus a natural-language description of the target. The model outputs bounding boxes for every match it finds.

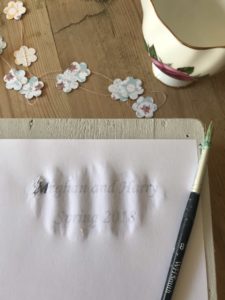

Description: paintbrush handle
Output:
[161,191,200,300]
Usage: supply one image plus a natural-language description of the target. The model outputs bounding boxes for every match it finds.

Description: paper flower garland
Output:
[108,77,144,101]
[14,46,37,67]
[55,61,159,117]
[0,36,7,54]
[56,62,91,93]
[3,1,26,20]
[4,69,28,91]
[0,0,162,115]
[68,62,91,83]
[107,77,159,118]
[20,77,44,100]
[0,2,43,102]
[132,96,158,118]
[56,70,79,93]
[4,69,44,100]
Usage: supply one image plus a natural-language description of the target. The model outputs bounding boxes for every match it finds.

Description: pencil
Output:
[161,122,213,300]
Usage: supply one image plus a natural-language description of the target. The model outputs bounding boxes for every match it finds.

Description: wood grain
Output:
[0,1,225,298]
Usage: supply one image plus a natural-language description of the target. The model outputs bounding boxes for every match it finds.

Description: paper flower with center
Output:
[56,62,91,93]
[4,69,28,91]
[0,36,7,54]
[132,96,158,118]
[14,46,37,67]
[20,76,44,100]
[108,79,124,100]
[108,77,144,101]
[3,1,26,20]
[67,62,91,83]
[56,70,79,93]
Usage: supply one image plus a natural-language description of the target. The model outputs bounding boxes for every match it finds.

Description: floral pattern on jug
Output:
[146,44,200,82]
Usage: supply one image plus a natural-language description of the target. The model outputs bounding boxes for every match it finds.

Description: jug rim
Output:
[150,0,225,50]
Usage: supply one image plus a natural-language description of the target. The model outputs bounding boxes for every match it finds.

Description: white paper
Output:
[0,139,208,300]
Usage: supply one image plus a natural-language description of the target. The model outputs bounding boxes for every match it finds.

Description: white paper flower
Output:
[0,36,7,54]
[123,77,144,100]
[132,96,158,118]
[20,76,44,100]
[56,70,79,93]
[108,77,144,101]
[3,1,26,20]
[108,79,126,100]
[56,62,91,93]
[67,62,91,83]
[4,69,28,91]
[14,46,37,67]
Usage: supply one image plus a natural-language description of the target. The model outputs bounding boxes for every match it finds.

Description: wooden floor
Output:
[0,0,225,298]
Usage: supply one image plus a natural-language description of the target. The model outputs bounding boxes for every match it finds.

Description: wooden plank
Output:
[0,0,152,118]
[44,0,149,117]
[0,0,71,117]
[0,118,217,299]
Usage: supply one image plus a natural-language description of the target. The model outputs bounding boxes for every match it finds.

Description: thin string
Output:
[20,20,24,45]
[39,70,62,78]
[16,93,39,106]
[80,86,109,98]
[23,67,112,83]
[92,71,113,82]
[38,69,113,97]
[0,55,13,69]
[150,90,168,109]
[27,99,38,106]
[40,70,113,82]
[32,74,110,98]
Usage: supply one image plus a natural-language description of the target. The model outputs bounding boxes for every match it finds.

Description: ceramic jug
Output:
[141,0,225,87]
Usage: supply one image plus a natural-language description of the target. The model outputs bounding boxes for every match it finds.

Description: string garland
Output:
[0,0,167,117]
